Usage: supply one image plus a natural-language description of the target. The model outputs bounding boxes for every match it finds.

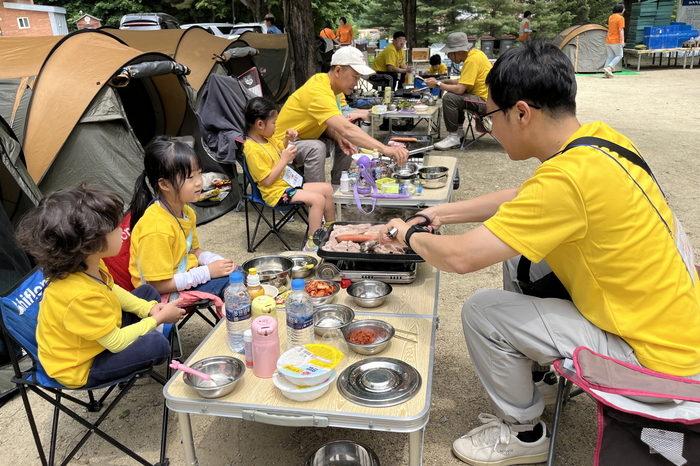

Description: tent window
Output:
[116,80,157,147]
[17,18,30,29]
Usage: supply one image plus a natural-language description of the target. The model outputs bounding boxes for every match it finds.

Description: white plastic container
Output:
[276,344,344,386]
[272,369,337,402]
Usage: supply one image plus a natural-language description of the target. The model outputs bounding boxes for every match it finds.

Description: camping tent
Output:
[551,24,619,73]
[232,32,291,101]
[1,30,237,224]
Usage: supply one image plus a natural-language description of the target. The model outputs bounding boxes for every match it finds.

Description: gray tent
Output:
[552,24,620,73]
[0,30,237,224]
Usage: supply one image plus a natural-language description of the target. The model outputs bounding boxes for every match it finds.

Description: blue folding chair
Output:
[0,268,173,466]
[241,156,309,252]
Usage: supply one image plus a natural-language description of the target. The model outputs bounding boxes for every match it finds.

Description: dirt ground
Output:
[1,64,699,466]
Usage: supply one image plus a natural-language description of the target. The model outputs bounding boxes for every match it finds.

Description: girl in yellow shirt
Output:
[17,186,186,388]
[243,97,336,252]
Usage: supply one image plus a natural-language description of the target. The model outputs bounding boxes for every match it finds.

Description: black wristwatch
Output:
[404,224,431,250]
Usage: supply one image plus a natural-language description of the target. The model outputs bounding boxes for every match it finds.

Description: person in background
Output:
[424,32,491,150]
[429,54,448,75]
[604,4,626,78]
[265,15,282,34]
[337,17,353,46]
[370,31,413,91]
[320,21,339,45]
[519,11,534,44]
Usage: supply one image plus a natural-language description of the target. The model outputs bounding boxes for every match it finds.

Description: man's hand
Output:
[346,109,369,123]
[285,128,299,142]
[382,146,409,165]
[152,298,187,325]
[378,219,410,247]
[405,65,414,73]
[281,144,297,164]
[207,259,236,278]
[410,207,442,231]
[423,77,438,89]
[338,137,357,155]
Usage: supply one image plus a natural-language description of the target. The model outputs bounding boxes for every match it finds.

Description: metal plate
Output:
[317,222,424,263]
[337,357,422,407]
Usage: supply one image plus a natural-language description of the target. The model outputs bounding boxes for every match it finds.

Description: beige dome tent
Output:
[551,24,619,73]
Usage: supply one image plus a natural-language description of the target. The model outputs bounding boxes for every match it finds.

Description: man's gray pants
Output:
[293,137,352,185]
[461,256,700,428]
[442,91,486,133]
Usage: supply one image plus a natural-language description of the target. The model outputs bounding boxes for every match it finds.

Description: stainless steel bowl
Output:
[305,440,380,466]
[286,254,318,279]
[342,319,395,355]
[306,279,340,307]
[182,356,245,399]
[392,162,419,181]
[418,166,449,189]
[346,280,392,308]
[242,256,293,291]
[314,304,355,337]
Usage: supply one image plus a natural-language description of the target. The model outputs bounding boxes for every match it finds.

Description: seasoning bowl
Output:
[342,319,395,355]
[262,284,278,298]
[286,254,318,279]
[242,256,293,291]
[414,104,429,112]
[182,356,245,399]
[305,440,381,466]
[346,280,392,308]
[273,369,337,402]
[305,279,339,307]
[314,304,355,337]
[418,166,449,189]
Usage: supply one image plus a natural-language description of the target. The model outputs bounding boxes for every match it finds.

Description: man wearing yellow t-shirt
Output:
[274,47,408,184]
[370,31,413,91]
[424,32,492,150]
[378,43,700,466]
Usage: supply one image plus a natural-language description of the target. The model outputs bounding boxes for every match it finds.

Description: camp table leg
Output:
[408,428,425,466]
[178,412,199,466]
[637,53,641,72]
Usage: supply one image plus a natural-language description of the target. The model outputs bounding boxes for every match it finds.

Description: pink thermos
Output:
[251,315,280,378]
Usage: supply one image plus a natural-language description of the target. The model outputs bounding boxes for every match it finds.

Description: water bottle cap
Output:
[230,271,244,284]
[291,279,306,291]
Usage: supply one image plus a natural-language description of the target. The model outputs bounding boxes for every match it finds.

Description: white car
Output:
[181,23,237,38]
[228,22,267,40]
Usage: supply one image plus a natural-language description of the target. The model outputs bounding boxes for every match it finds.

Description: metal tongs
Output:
[359,214,433,253]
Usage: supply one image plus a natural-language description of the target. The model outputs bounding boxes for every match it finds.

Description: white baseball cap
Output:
[330,47,375,75]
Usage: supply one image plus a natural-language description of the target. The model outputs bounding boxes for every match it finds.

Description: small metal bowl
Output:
[306,279,340,307]
[182,356,245,399]
[346,280,392,308]
[305,440,381,466]
[314,304,355,337]
[418,166,449,189]
[286,254,318,279]
[392,162,419,181]
[342,319,395,355]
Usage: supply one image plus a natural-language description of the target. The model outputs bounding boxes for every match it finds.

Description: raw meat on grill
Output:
[321,223,406,254]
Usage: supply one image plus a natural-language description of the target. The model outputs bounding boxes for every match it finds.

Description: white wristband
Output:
[198,251,224,265]
[173,265,212,291]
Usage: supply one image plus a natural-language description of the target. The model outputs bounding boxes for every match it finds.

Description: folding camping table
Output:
[370,100,442,138]
[331,154,457,221]
[164,262,440,466]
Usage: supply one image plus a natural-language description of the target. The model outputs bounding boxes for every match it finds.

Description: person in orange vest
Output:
[518,11,534,44]
[320,21,339,45]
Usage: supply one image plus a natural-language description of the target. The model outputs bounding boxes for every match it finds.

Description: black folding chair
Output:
[460,98,492,150]
[0,268,173,466]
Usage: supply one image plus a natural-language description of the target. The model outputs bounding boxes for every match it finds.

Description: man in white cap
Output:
[274,46,408,188]
[424,32,492,150]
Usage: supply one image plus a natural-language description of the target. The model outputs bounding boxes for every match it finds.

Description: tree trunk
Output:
[239,0,271,22]
[400,0,417,48]
[284,0,317,92]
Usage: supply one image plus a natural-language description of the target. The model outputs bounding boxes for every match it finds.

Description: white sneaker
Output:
[435,133,462,150]
[603,66,614,78]
[535,370,559,406]
[452,414,550,466]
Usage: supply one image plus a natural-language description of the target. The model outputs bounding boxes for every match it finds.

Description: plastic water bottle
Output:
[286,279,315,349]
[225,271,251,353]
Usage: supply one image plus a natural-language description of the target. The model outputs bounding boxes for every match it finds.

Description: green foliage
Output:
[310,0,368,33]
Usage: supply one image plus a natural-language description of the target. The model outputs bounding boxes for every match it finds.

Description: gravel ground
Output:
[1,66,699,466]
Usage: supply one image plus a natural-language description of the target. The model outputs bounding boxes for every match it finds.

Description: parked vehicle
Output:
[229,22,267,40]
[181,23,236,38]
[119,13,180,30]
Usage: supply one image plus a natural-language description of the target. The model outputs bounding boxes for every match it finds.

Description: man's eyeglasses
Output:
[477,102,541,133]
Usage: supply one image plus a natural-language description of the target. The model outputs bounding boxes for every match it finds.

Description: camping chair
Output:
[0,268,174,466]
[547,347,700,466]
[241,157,309,253]
[460,98,491,150]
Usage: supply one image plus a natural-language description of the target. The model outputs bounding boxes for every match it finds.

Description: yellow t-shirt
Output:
[484,122,700,376]
[458,49,491,101]
[273,73,342,141]
[129,202,200,288]
[338,24,353,44]
[429,63,448,75]
[244,137,290,206]
[37,262,156,388]
[373,43,405,72]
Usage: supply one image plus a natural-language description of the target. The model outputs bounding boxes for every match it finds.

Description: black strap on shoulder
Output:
[562,136,652,179]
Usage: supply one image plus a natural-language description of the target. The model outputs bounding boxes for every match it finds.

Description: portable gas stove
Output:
[317,260,418,284]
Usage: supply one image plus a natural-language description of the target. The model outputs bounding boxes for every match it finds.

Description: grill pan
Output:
[316,222,424,263]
